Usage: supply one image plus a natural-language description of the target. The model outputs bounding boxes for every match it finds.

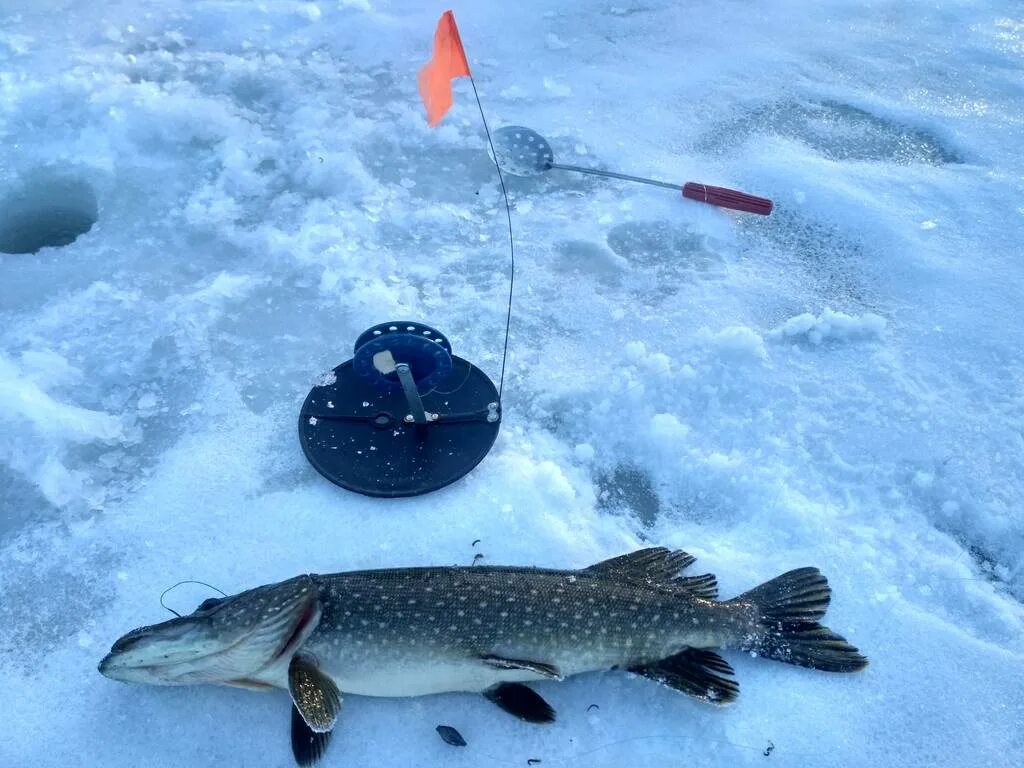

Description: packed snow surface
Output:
[1,1,1022,767]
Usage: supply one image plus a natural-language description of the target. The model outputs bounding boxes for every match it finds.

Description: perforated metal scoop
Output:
[492,126,556,176]
[492,125,773,215]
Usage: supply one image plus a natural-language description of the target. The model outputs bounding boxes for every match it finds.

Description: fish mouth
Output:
[99,576,321,685]
[106,615,198,654]
[98,615,212,682]
[97,652,116,676]
[97,626,217,684]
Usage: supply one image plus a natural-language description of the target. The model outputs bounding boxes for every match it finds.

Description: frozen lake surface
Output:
[1,1,1022,766]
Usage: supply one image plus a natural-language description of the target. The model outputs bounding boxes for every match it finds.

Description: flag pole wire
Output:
[467,74,514,403]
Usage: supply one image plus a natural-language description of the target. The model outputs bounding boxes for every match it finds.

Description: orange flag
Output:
[418,10,471,127]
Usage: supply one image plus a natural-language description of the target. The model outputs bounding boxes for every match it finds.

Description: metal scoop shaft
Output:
[550,163,773,215]
[549,162,683,191]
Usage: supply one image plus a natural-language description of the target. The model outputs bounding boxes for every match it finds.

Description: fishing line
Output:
[159,580,228,618]
[467,73,515,402]
[560,732,809,761]
[425,362,474,396]
[473,730,801,767]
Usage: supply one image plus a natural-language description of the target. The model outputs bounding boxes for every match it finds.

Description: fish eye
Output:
[196,597,224,612]
[110,631,146,653]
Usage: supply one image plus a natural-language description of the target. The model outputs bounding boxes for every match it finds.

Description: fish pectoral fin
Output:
[628,648,739,705]
[288,653,342,733]
[291,703,333,766]
[480,654,562,680]
[483,683,557,723]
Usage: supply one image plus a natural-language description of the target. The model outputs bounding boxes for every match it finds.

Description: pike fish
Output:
[99,548,867,764]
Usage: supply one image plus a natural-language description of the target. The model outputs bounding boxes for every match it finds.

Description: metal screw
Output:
[405,412,440,423]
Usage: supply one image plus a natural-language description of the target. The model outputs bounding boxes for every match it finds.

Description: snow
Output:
[767,308,886,345]
[1,1,1022,767]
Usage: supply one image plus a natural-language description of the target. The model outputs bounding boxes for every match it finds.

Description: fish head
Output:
[98,575,320,686]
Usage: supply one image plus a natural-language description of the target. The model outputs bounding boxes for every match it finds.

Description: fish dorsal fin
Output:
[583,548,708,587]
[288,654,342,734]
[675,572,719,600]
[628,648,739,705]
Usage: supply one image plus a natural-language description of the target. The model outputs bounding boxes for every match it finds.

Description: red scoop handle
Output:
[682,182,773,215]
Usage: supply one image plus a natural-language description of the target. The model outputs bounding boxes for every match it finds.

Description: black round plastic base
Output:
[299,356,500,498]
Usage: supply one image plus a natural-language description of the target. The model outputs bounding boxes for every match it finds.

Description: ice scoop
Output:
[492,125,773,216]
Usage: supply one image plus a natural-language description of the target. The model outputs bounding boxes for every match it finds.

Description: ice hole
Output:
[0,174,98,254]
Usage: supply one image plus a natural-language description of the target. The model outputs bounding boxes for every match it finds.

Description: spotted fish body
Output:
[303,562,743,697]
[99,549,867,765]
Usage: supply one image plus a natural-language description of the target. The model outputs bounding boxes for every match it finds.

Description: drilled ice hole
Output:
[0,174,98,254]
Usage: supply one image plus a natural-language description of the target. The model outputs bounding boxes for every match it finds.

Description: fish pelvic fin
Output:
[483,682,557,723]
[480,654,562,680]
[732,567,868,672]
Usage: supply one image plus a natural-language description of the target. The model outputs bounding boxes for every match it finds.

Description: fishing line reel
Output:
[298,321,500,498]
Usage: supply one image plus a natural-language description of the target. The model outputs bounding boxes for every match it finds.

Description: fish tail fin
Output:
[731,567,868,673]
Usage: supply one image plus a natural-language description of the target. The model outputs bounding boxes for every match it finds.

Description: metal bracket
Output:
[395,363,428,425]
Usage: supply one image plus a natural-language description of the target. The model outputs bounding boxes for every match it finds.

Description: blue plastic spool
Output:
[352,321,453,393]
